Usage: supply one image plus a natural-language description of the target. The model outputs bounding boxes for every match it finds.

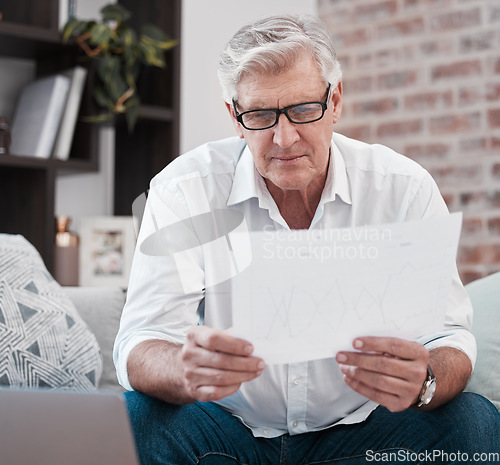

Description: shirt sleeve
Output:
[406,171,476,367]
[113,179,205,391]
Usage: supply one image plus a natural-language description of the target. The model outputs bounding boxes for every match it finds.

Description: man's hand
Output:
[127,328,265,405]
[336,337,429,412]
[181,326,266,402]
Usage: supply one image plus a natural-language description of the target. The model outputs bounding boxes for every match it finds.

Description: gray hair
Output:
[218,14,342,103]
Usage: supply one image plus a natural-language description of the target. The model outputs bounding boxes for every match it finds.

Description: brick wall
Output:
[318,0,500,283]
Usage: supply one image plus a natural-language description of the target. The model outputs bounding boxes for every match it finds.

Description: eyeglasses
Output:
[233,84,332,131]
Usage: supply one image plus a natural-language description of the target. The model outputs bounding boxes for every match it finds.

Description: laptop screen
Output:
[0,389,139,465]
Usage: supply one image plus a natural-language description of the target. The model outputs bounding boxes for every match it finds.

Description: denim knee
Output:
[438,392,500,452]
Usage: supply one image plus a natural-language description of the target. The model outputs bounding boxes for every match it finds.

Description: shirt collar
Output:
[227,135,352,207]
[227,143,262,206]
[323,137,352,206]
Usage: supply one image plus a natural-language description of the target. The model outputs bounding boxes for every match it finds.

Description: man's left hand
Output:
[336,337,429,412]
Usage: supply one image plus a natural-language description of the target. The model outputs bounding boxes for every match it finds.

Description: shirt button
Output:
[292,421,299,428]
[293,377,301,385]
[264,429,270,435]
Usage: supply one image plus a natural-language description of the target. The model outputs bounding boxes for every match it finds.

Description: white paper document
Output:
[231,213,462,364]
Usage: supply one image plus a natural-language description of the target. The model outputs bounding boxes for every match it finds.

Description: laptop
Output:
[0,389,140,465]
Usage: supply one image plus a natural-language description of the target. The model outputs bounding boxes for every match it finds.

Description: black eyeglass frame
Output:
[232,83,332,131]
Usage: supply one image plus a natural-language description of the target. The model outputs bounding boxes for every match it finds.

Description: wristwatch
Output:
[416,364,436,408]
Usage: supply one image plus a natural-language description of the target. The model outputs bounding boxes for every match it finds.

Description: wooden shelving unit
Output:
[0,0,181,271]
[113,0,181,216]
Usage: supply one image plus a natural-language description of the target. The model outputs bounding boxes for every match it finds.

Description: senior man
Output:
[114,14,500,465]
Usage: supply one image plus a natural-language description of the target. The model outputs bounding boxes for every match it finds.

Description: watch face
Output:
[423,380,437,405]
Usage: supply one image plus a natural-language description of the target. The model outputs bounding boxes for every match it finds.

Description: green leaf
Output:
[89,23,112,46]
[141,24,178,50]
[100,4,132,23]
[138,40,166,68]
[62,18,90,42]
[120,28,137,50]
[124,54,141,83]
[64,3,178,131]
[96,56,128,102]
[124,95,140,133]
[93,86,115,112]
[141,24,168,42]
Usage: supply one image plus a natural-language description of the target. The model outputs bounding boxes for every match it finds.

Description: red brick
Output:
[459,269,485,285]
[489,5,500,23]
[493,57,500,75]
[441,192,455,209]
[458,245,481,265]
[458,86,486,105]
[321,9,352,28]
[459,138,488,153]
[432,165,483,187]
[352,97,398,116]
[404,143,450,159]
[488,217,500,235]
[336,29,370,48]
[487,84,500,101]
[488,108,500,128]
[493,163,500,180]
[375,49,398,66]
[460,31,495,53]
[342,76,373,94]
[420,39,455,57]
[377,70,419,90]
[403,0,452,9]
[462,217,484,236]
[429,112,481,134]
[492,136,500,150]
[356,52,372,69]
[458,244,500,265]
[459,191,500,211]
[431,60,482,81]
[459,83,500,105]
[430,8,481,31]
[378,17,425,39]
[377,120,422,137]
[404,91,453,111]
[338,125,372,142]
[337,55,351,71]
[354,0,398,22]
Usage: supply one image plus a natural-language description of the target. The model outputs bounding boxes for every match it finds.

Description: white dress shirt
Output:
[113,132,476,438]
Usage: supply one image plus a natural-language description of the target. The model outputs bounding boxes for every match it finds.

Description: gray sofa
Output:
[64,286,126,392]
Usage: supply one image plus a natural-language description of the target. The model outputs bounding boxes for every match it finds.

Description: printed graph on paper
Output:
[231,213,462,364]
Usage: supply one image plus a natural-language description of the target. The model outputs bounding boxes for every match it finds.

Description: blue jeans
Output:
[125,391,500,464]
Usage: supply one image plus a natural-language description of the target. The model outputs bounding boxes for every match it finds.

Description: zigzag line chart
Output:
[232,214,462,363]
[239,254,453,363]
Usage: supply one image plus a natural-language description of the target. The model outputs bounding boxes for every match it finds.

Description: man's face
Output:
[227,54,342,194]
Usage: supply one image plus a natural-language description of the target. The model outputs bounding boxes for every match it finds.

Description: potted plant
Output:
[62,3,178,132]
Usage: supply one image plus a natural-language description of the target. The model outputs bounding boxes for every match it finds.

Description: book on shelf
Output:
[10,74,71,159]
[52,66,88,161]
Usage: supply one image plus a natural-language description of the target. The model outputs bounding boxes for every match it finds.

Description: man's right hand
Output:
[127,327,265,405]
[181,326,266,402]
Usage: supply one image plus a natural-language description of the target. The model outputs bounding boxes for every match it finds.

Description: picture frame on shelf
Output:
[79,216,136,288]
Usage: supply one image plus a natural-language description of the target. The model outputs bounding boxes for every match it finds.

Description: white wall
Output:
[180,0,317,154]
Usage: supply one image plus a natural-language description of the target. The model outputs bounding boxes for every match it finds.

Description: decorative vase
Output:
[54,215,80,286]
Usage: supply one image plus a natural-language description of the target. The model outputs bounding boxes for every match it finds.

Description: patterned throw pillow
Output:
[0,234,102,390]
